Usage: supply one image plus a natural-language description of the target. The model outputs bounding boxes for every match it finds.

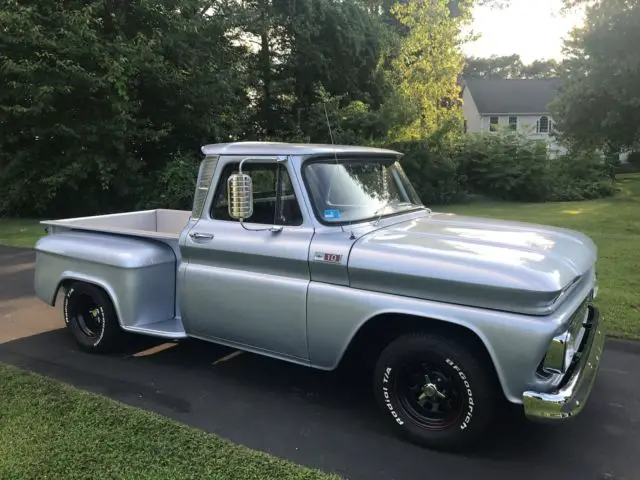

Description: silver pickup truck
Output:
[34,141,605,450]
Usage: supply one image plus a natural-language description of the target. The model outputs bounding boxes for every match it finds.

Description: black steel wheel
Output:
[63,282,126,353]
[373,332,497,451]
[395,360,465,430]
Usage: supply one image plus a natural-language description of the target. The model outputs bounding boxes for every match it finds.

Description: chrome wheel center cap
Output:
[423,384,438,397]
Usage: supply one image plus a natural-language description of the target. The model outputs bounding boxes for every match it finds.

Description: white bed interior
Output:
[42,209,192,239]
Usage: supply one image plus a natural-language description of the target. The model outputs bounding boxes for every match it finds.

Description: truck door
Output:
[179,157,313,362]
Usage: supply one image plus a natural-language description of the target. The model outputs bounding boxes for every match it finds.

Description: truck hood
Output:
[347,212,597,315]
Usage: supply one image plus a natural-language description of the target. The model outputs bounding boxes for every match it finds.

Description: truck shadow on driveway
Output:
[2,327,638,480]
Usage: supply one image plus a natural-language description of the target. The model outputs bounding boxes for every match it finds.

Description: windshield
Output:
[303,158,424,225]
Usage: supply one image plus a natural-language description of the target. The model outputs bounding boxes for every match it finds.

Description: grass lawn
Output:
[1,173,638,340]
[0,218,46,248]
[0,363,339,480]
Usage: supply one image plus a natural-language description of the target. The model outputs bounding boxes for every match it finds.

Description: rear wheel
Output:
[373,332,497,451]
[63,282,126,353]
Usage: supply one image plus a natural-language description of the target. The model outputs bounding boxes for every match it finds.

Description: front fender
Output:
[306,282,584,404]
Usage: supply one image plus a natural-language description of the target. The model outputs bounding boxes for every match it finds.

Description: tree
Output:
[463,54,523,79]
[0,0,501,216]
[549,0,640,151]
[0,0,249,216]
[463,55,560,79]
[230,0,388,141]
[521,59,561,79]
[381,0,473,141]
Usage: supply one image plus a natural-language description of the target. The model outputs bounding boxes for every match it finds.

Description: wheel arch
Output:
[338,311,508,401]
[54,273,123,327]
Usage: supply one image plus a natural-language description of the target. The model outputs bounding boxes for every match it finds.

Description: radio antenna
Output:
[323,102,355,240]
[323,102,336,150]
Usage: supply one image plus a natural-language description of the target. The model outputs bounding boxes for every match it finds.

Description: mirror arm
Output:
[238,157,249,175]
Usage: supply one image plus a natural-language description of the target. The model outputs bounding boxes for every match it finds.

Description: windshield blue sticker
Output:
[323,209,341,220]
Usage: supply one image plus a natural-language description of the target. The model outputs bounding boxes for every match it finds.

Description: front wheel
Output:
[373,332,497,451]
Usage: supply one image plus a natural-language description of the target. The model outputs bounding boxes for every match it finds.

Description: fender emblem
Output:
[314,252,342,264]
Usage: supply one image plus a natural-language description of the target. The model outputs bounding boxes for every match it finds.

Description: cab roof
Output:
[200,141,402,158]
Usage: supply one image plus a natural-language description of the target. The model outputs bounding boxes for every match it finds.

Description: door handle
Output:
[189,232,214,241]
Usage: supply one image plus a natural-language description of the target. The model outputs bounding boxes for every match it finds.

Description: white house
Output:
[461,78,566,155]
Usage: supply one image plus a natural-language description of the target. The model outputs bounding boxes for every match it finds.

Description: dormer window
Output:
[538,116,549,133]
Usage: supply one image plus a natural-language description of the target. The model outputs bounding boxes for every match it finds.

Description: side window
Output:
[211,162,303,226]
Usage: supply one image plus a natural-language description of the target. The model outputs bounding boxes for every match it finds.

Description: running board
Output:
[123,317,187,339]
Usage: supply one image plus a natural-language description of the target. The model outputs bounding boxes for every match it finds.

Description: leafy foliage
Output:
[0,0,248,217]
[396,131,615,206]
[0,0,612,217]
[383,0,472,141]
[456,132,553,201]
[144,152,202,211]
[463,55,561,79]
[546,150,617,201]
[549,0,640,152]
[390,126,468,205]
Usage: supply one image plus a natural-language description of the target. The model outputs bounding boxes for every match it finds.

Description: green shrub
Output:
[391,140,468,205]
[136,135,615,213]
[386,132,614,206]
[547,150,617,201]
[140,151,200,211]
[454,132,552,202]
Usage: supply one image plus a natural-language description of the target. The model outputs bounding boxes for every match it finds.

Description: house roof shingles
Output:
[463,78,562,115]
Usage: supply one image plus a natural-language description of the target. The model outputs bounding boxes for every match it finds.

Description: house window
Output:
[538,116,549,133]
[489,116,499,132]
[509,116,518,131]
[464,120,468,133]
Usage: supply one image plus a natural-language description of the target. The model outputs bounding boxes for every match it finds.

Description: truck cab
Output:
[180,142,424,364]
[34,141,605,451]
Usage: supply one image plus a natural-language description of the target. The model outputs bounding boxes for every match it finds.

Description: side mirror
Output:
[227,173,253,221]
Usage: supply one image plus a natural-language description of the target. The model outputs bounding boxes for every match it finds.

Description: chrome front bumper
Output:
[523,305,605,421]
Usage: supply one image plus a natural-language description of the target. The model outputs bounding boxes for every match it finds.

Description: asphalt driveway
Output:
[1,246,639,480]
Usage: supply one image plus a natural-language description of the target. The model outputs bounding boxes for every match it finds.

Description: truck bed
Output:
[36,209,191,339]
[41,209,192,241]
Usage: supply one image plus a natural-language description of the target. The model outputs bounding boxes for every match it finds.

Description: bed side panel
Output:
[35,232,176,328]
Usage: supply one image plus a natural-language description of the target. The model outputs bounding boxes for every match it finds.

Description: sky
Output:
[462,0,585,63]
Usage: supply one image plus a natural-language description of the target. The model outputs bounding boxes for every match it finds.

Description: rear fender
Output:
[34,232,176,329]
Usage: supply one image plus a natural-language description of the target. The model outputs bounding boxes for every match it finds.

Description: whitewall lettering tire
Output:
[373,332,497,450]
